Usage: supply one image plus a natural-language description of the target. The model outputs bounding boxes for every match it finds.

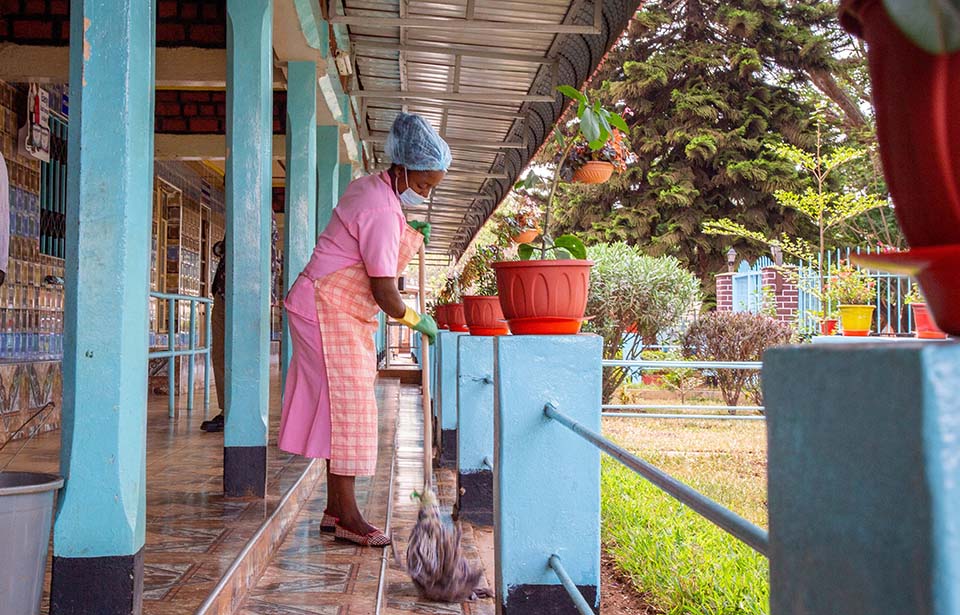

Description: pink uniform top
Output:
[285,170,406,322]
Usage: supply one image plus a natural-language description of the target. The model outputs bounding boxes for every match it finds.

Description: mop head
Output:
[406,489,489,603]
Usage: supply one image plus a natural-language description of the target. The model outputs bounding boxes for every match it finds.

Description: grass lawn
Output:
[600,417,769,614]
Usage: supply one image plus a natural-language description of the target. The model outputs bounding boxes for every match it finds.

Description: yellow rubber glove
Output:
[398,307,438,345]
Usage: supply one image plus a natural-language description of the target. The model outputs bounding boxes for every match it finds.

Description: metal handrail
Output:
[602,359,763,370]
[544,402,769,555]
[149,292,213,418]
[603,412,765,421]
[547,555,595,615]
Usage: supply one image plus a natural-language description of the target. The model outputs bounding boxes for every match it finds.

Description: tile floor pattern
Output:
[1,369,311,615]
[238,384,496,615]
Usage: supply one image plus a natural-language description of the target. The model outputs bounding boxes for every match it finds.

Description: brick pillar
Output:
[761,266,799,323]
[716,272,735,312]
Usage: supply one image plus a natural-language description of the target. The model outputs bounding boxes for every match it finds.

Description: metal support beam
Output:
[351,90,554,103]
[329,15,599,35]
[51,2,154,612]
[282,61,318,387]
[351,40,554,65]
[223,0,272,498]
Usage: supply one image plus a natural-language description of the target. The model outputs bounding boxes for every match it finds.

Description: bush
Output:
[584,243,702,402]
[683,312,794,409]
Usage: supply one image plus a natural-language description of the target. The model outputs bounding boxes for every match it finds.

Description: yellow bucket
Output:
[838,305,875,336]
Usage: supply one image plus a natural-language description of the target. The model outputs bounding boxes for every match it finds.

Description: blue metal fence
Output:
[148,292,212,418]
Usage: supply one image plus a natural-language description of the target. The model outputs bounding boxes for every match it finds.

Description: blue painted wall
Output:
[458,335,494,473]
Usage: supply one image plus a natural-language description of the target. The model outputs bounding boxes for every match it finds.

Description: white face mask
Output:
[398,168,428,206]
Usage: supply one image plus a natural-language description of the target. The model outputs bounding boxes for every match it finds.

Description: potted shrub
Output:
[839,0,960,336]
[905,284,949,339]
[493,86,630,335]
[561,128,632,185]
[460,245,509,336]
[828,264,876,336]
[437,275,468,332]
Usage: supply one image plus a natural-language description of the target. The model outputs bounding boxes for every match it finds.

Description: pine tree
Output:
[552,0,866,290]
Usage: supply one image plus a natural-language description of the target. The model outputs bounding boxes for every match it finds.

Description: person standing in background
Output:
[201,239,227,432]
[0,150,9,286]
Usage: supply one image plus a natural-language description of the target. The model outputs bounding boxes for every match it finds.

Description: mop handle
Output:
[418,244,433,489]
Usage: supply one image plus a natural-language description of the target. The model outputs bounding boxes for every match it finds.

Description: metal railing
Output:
[601,359,766,419]
[148,292,212,418]
[543,399,769,611]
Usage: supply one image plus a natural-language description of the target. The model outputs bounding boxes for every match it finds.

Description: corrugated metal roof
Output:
[337,0,640,259]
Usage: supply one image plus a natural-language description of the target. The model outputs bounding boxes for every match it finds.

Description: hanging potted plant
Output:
[905,284,949,339]
[460,245,510,336]
[562,128,632,185]
[839,0,960,336]
[499,196,543,245]
[828,264,876,336]
[493,86,630,335]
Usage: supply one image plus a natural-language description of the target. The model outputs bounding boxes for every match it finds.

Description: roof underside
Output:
[338,0,640,265]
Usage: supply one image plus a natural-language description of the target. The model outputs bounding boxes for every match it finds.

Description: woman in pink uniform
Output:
[280,113,445,546]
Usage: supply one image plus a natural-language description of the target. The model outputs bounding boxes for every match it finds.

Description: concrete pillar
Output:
[338,162,353,199]
[436,330,463,467]
[316,124,339,236]
[494,335,603,614]
[224,0,272,497]
[281,61,317,385]
[765,343,960,615]
[50,2,155,612]
[455,335,494,525]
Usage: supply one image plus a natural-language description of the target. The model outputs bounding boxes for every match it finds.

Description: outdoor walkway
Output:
[2,361,495,615]
[238,382,495,615]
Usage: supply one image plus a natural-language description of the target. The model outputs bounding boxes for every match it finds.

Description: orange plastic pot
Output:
[492,260,593,335]
[512,229,541,245]
[572,161,614,184]
[463,295,509,336]
[820,319,839,336]
[446,303,469,332]
[840,0,960,335]
[434,304,450,330]
[911,303,949,339]
[838,305,875,337]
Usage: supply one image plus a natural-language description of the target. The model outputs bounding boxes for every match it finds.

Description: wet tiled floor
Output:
[3,363,496,615]
[238,384,496,615]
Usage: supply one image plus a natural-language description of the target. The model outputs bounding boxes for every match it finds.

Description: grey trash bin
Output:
[0,472,64,615]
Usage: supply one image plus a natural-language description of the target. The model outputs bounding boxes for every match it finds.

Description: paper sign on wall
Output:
[19,84,50,163]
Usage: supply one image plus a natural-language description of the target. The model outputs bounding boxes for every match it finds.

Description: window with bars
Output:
[39,115,68,258]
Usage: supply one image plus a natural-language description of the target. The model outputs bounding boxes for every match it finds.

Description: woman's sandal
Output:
[334,523,392,547]
[320,511,339,533]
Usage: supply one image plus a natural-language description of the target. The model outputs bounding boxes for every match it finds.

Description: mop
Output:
[403,244,491,603]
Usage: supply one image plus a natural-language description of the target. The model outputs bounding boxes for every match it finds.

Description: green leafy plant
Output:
[459,244,503,296]
[827,263,875,305]
[515,86,629,261]
[904,283,924,305]
[585,243,702,402]
[683,312,794,409]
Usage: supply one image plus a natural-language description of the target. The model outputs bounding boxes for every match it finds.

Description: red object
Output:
[572,161,615,184]
[840,0,960,336]
[492,260,593,335]
[434,304,450,330]
[911,303,949,339]
[820,319,838,336]
[512,229,541,245]
[446,303,469,332]
[463,295,510,336]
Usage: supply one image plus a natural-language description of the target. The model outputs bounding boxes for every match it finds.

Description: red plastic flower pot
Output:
[463,295,509,336]
[820,319,839,336]
[840,0,960,335]
[911,303,949,339]
[492,260,593,335]
[434,304,450,330]
[446,303,469,332]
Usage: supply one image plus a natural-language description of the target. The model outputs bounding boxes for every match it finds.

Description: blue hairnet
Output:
[385,112,452,172]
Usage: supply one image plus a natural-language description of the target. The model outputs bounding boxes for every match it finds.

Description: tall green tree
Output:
[551,0,872,291]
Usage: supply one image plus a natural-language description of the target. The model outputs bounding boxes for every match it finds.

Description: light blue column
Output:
[51,0,154,610]
[765,342,960,615]
[456,335,494,525]
[224,0,272,497]
[338,162,353,199]
[494,335,603,614]
[437,330,463,466]
[316,124,338,236]
[281,61,317,386]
